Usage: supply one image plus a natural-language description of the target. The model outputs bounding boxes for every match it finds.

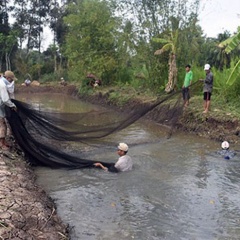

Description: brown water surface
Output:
[17,92,240,240]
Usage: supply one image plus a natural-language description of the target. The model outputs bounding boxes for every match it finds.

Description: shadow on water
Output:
[17,92,240,240]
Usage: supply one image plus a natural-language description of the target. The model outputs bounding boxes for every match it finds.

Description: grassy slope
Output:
[79,85,240,144]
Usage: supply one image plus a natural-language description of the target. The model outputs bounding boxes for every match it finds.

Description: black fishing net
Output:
[5,81,201,169]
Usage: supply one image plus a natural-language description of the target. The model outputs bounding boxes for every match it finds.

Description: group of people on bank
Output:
[182,63,213,114]
[182,65,237,160]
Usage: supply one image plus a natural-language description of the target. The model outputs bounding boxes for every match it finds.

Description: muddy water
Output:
[16,93,240,240]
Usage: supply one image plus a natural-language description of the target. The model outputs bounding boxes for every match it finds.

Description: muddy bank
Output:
[74,88,240,144]
[0,150,69,239]
[16,83,78,96]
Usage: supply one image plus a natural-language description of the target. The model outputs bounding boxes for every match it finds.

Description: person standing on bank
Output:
[182,64,193,108]
[0,75,16,150]
[200,64,213,114]
[1,71,17,138]
[94,143,133,172]
[1,71,17,99]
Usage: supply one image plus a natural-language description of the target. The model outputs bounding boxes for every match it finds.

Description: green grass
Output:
[189,95,240,120]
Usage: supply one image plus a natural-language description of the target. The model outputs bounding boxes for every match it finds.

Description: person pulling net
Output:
[5,80,202,169]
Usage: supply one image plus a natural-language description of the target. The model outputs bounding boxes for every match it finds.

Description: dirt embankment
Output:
[0,84,78,239]
[0,151,69,239]
[16,84,78,95]
[71,87,240,144]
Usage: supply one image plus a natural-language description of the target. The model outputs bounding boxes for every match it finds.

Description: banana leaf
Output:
[226,60,240,86]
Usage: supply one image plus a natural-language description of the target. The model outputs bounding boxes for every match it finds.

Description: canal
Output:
[17,92,240,240]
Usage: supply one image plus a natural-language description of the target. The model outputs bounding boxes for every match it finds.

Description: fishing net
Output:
[6,81,201,170]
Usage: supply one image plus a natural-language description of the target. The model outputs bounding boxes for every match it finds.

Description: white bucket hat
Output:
[221,141,229,150]
[204,64,211,70]
[118,143,129,152]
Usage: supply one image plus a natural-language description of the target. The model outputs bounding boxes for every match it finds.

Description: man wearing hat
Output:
[217,141,236,160]
[0,72,16,150]
[94,143,133,172]
[2,70,17,99]
[200,64,214,113]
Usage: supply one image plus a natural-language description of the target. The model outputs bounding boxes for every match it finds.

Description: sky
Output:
[198,0,240,37]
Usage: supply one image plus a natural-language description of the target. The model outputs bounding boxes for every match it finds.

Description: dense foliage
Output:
[0,0,239,101]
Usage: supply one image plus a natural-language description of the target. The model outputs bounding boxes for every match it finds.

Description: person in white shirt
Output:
[217,141,236,160]
[24,78,31,86]
[94,143,133,172]
[1,71,17,99]
[0,76,16,150]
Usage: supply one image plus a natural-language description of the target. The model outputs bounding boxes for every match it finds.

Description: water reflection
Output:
[16,93,240,240]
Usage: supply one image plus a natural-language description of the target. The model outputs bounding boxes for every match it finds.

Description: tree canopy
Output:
[0,0,239,98]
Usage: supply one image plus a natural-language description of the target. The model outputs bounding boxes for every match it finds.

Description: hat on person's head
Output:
[204,64,211,71]
[4,71,17,81]
[118,143,129,152]
[185,64,191,68]
[221,141,229,150]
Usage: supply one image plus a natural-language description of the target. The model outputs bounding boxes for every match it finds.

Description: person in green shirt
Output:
[182,64,193,107]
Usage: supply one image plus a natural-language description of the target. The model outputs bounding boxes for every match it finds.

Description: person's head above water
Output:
[221,141,229,150]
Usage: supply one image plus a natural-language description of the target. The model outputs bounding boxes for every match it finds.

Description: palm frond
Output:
[219,36,234,48]
[226,60,240,86]
[219,30,240,54]
[152,37,170,44]
[154,43,172,55]
[154,49,164,55]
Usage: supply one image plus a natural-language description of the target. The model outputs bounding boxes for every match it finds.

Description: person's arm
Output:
[94,162,108,171]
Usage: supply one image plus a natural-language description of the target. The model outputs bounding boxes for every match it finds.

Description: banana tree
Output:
[153,29,179,93]
[219,27,240,86]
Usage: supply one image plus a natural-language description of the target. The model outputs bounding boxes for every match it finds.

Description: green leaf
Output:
[219,30,240,54]
[152,37,170,44]
[154,43,172,55]
[226,60,240,86]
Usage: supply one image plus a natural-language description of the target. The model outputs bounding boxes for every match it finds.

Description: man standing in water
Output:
[218,141,236,160]
[94,143,133,172]
[200,64,214,114]
[182,64,193,108]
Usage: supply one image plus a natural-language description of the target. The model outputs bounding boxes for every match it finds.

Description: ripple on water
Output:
[28,93,240,240]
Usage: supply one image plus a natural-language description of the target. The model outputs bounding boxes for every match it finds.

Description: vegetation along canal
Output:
[17,92,240,240]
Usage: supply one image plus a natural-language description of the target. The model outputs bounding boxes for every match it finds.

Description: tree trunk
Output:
[5,53,11,70]
[165,53,178,93]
